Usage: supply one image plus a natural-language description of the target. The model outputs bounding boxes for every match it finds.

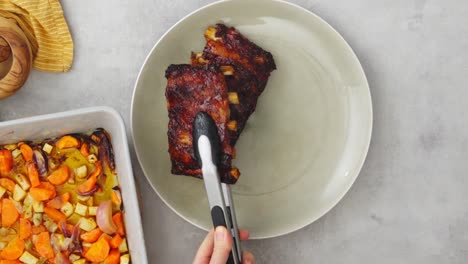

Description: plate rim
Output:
[130,0,373,239]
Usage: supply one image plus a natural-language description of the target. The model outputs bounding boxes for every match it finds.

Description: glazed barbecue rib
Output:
[192,24,277,144]
[166,24,276,184]
[165,64,240,184]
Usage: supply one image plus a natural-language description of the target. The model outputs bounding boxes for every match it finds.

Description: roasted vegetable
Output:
[0,129,131,262]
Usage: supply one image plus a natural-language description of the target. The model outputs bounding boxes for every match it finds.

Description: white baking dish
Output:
[0,106,148,263]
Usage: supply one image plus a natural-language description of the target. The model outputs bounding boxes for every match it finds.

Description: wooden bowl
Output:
[0,16,32,99]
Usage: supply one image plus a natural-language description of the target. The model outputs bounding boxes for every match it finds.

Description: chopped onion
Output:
[60,222,70,237]
[54,252,71,264]
[76,185,99,196]
[33,150,48,177]
[96,200,117,234]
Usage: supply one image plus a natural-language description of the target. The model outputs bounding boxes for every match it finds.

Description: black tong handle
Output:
[193,112,236,264]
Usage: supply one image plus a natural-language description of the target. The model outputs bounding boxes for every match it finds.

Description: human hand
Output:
[193,226,255,264]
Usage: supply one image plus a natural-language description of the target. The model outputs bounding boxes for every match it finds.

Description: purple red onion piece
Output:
[33,149,48,177]
[96,200,117,234]
[76,185,99,196]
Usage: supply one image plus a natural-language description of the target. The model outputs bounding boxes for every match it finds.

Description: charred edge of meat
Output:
[91,128,115,171]
[203,24,276,75]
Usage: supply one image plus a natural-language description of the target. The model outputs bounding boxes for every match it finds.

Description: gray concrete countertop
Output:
[1,0,467,263]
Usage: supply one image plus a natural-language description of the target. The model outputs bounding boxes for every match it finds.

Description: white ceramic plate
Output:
[131,0,372,239]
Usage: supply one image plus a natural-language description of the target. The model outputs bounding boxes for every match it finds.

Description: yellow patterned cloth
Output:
[0,0,73,72]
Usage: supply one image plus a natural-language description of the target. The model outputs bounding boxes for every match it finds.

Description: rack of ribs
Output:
[192,23,277,145]
[165,64,240,184]
[165,24,276,184]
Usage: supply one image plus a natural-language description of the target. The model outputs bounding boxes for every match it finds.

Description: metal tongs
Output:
[193,112,242,264]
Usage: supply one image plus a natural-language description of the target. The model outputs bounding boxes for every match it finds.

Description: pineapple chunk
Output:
[19,250,39,264]
[88,206,98,216]
[33,213,42,226]
[228,92,239,104]
[86,197,94,207]
[120,254,130,264]
[73,259,86,264]
[227,120,237,131]
[0,185,6,198]
[205,27,221,41]
[60,202,74,217]
[69,254,81,261]
[53,233,66,249]
[12,199,23,213]
[75,203,88,216]
[221,65,235,76]
[14,173,31,191]
[23,194,34,218]
[77,195,90,202]
[25,239,33,251]
[82,242,92,248]
[44,219,58,233]
[118,238,128,253]
[24,193,34,205]
[42,143,53,154]
[0,241,6,250]
[13,184,27,201]
[12,148,22,158]
[79,217,97,231]
[32,200,44,213]
[75,165,88,179]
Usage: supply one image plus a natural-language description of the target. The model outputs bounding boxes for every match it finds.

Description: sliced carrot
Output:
[0,149,13,176]
[109,234,123,249]
[77,175,97,194]
[112,212,125,236]
[89,161,102,179]
[82,246,90,256]
[26,162,40,188]
[0,238,24,260]
[0,178,15,192]
[56,135,80,150]
[29,187,54,201]
[19,218,32,240]
[39,181,56,195]
[80,143,90,157]
[84,236,110,262]
[80,228,103,243]
[47,166,70,185]
[32,224,47,235]
[61,192,71,203]
[46,196,63,209]
[35,232,55,259]
[104,249,120,264]
[0,260,21,264]
[44,207,67,222]
[19,143,33,162]
[58,222,73,235]
[111,190,122,207]
[46,192,71,209]
[100,233,112,243]
[1,199,19,227]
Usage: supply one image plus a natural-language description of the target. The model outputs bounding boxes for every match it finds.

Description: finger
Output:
[193,229,215,264]
[239,229,250,241]
[242,251,255,264]
[209,226,233,264]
